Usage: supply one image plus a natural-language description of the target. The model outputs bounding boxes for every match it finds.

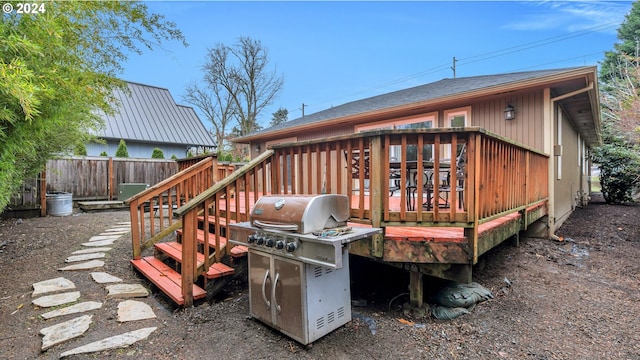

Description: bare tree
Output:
[183,81,235,152]
[203,37,284,137]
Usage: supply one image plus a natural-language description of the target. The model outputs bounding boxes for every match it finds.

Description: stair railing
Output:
[127,156,217,259]
[173,150,274,307]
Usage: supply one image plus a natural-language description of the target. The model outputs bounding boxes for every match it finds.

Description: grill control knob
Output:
[285,242,297,253]
[256,236,265,245]
[265,238,275,247]
[275,240,285,250]
[247,234,257,244]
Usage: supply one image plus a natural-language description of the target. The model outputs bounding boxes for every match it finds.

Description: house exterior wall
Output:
[249,81,597,239]
[553,107,587,229]
[87,140,190,159]
[470,91,545,151]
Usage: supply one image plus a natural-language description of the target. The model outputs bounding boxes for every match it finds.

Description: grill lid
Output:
[250,194,349,234]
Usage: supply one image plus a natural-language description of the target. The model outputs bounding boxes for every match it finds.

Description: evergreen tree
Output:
[151,148,164,159]
[115,139,129,158]
[600,1,640,82]
[270,107,289,127]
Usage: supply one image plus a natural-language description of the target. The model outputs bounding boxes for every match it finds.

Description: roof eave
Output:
[235,66,599,144]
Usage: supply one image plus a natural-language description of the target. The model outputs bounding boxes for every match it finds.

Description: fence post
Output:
[108,157,114,201]
[40,169,47,217]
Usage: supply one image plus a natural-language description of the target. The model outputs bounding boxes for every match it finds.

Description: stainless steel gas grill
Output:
[229,194,380,345]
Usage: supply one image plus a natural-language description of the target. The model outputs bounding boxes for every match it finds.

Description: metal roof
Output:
[92,81,215,147]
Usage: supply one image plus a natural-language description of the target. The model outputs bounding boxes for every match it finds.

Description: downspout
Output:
[547,81,594,241]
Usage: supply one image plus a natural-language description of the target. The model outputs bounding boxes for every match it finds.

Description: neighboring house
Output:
[87,81,216,159]
[235,66,601,236]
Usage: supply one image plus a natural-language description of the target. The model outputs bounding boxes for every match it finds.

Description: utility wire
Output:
[304,21,619,112]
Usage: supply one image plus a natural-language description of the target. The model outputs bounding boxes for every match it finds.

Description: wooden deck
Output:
[132,130,550,307]
[213,191,536,248]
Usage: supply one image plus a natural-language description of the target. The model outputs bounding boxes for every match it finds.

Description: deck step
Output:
[155,241,238,280]
[230,245,248,258]
[130,257,206,305]
[176,229,228,249]
[206,262,235,279]
[155,241,205,267]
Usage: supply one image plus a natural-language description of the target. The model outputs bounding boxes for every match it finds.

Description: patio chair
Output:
[345,149,370,193]
[439,144,466,209]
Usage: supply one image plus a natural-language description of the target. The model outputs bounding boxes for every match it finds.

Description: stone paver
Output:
[32,223,158,357]
[117,300,156,322]
[90,272,122,284]
[104,227,130,232]
[40,301,103,320]
[58,260,105,271]
[88,235,120,242]
[71,247,112,255]
[65,252,106,263]
[32,291,81,308]
[99,231,128,236]
[82,239,116,247]
[40,315,93,351]
[32,277,75,296]
[59,327,157,358]
[106,284,149,298]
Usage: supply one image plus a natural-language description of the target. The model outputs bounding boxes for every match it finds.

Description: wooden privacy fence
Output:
[46,156,179,201]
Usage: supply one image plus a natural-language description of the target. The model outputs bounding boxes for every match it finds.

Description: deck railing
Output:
[173,151,274,306]
[127,156,218,259]
[171,128,549,305]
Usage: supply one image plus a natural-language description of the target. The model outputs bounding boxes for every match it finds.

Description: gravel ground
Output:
[0,192,638,359]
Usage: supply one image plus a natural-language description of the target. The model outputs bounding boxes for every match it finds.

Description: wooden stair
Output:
[131,214,248,306]
[130,256,206,306]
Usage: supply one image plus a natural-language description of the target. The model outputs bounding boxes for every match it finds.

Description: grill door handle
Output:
[261,270,271,308]
[253,220,298,231]
[272,272,281,313]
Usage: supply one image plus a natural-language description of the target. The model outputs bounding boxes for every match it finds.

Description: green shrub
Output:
[100,151,108,156]
[592,142,640,204]
[171,154,178,160]
[115,139,129,158]
[74,143,87,156]
[151,148,164,159]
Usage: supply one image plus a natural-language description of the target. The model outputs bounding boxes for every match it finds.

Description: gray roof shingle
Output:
[251,67,587,136]
[92,82,215,146]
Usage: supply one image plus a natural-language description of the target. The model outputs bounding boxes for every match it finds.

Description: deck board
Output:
[130,257,206,305]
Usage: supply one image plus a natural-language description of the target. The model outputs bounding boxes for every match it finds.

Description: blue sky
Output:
[121,1,634,128]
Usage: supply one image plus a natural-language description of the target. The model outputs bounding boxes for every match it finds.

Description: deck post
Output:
[409,269,423,308]
[181,209,197,307]
[369,136,384,258]
[130,200,141,259]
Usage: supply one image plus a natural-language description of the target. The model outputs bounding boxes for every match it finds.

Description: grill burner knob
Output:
[275,240,285,250]
[247,234,257,244]
[285,242,297,253]
[265,238,275,247]
[256,236,265,245]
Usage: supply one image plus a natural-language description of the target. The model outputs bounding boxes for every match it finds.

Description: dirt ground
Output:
[0,193,638,360]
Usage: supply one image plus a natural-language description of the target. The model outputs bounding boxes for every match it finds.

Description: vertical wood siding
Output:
[471,91,545,151]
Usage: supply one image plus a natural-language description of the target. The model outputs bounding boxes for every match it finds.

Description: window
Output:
[355,113,437,133]
[443,107,471,159]
[444,107,471,128]
[355,113,437,161]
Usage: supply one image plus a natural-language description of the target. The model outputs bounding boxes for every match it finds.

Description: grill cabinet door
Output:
[248,251,272,325]
[273,256,305,342]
